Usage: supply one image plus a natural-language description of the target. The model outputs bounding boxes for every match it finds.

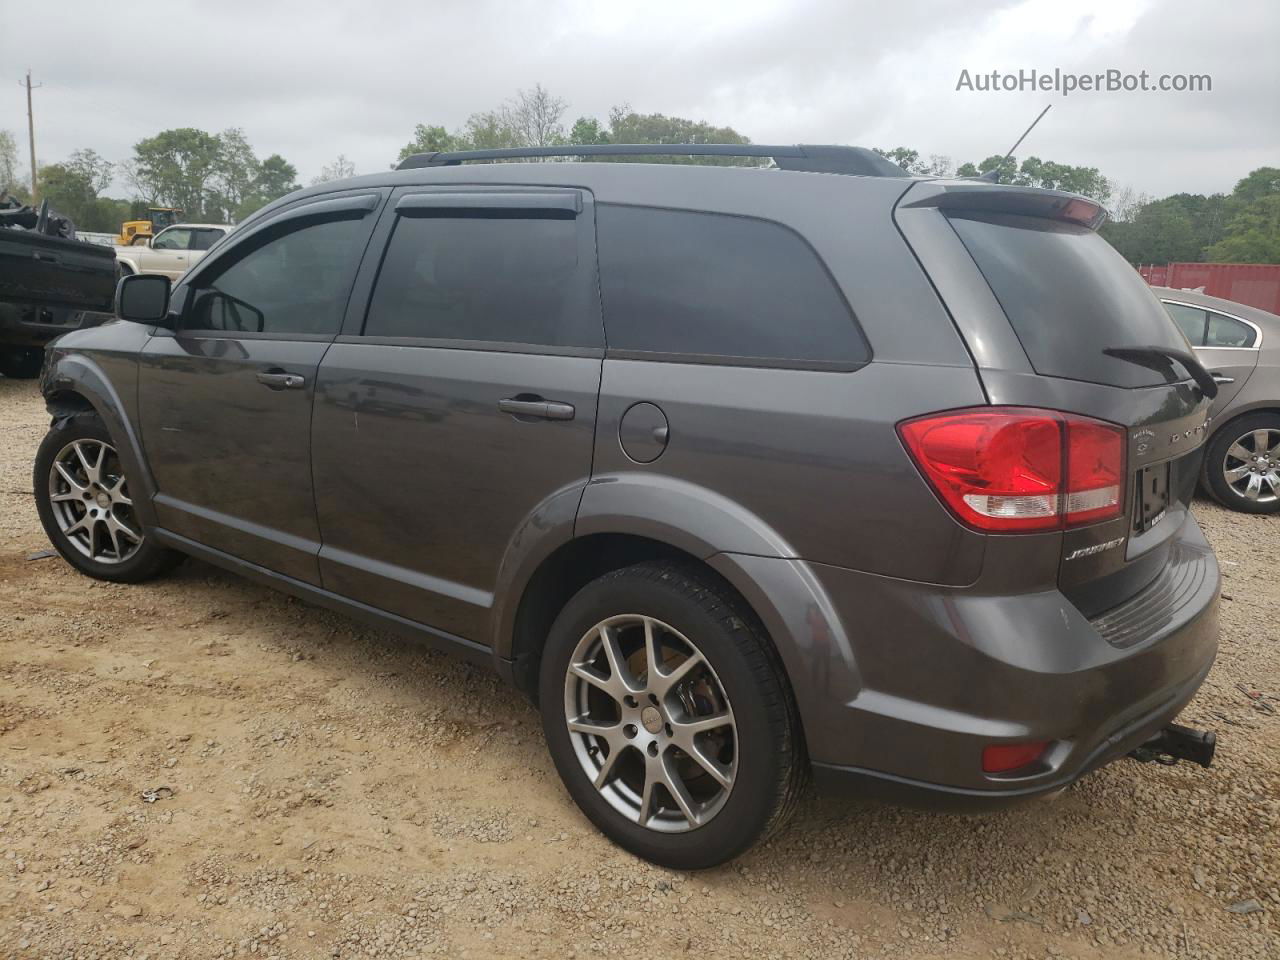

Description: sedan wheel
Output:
[47,437,144,564]
[1221,427,1280,504]
[564,615,737,832]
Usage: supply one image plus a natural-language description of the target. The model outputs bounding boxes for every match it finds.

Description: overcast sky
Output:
[4,0,1277,202]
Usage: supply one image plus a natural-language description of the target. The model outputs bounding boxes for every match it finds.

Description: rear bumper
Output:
[811,654,1212,810]
[797,511,1220,806]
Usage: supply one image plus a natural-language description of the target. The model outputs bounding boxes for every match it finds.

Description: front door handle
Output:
[1210,373,1235,385]
[498,397,576,421]
[256,371,306,390]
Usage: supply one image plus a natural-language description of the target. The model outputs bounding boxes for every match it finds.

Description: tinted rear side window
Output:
[597,204,868,366]
[950,213,1189,388]
[364,215,601,348]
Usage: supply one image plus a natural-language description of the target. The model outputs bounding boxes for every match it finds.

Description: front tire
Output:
[1203,413,1280,514]
[33,414,183,582]
[0,347,43,379]
[539,562,806,869]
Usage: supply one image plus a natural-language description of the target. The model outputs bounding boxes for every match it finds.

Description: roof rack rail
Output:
[395,143,909,178]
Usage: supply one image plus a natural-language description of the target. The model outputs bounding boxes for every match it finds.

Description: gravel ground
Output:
[0,373,1276,960]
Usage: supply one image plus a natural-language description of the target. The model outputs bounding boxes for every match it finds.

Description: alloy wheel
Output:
[563,615,737,833]
[47,438,143,564]
[1222,428,1280,503]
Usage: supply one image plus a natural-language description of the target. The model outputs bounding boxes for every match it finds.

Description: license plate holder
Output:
[1135,462,1171,533]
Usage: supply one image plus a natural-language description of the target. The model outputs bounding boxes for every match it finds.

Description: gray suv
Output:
[35,145,1220,869]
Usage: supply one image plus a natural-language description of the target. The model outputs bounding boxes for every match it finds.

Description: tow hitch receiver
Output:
[1129,723,1216,768]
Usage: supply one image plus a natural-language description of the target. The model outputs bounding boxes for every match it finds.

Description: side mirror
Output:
[116,273,172,325]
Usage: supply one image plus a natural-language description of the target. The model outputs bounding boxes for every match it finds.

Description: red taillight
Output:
[982,741,1050,773]
[1063,417,1124,525]
[898,407,1125,533]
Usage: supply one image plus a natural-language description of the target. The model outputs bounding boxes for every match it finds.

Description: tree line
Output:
[1,83,1276,264]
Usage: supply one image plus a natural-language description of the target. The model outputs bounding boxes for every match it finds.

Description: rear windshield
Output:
[949,212,1188,388]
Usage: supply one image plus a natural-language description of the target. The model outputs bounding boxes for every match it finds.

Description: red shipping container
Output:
[1145,262,1280,314]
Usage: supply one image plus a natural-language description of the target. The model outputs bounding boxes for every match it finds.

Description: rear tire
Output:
[33,414,184,583]
[0,347,43,379]
[539,561,806,869]
[1202,413,1280,514]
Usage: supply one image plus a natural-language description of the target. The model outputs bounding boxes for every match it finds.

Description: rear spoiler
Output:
[898,182,1107,230]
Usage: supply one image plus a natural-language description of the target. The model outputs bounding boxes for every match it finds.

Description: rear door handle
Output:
[256,371,306,390]
[1210,373,1234,385]
[498,397,576,421]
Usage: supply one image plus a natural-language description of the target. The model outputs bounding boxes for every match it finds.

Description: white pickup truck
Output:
[114,223,231,280]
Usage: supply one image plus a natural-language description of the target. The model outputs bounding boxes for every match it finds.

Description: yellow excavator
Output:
[116,207,182,246]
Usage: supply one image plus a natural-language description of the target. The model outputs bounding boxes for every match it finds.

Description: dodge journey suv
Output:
[35,144,1220,869]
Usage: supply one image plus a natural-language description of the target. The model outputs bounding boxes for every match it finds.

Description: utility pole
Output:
[22,69,40,203]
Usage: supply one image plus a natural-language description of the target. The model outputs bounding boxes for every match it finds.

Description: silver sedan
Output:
[1156,286,1280,513]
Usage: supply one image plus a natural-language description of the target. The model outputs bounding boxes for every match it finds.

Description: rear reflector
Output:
[898,407,1126,532]
[982,741,1050,773]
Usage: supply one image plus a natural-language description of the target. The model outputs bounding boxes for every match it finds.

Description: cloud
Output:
[3,0,1274,202]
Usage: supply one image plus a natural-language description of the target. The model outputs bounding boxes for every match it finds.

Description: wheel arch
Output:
[41,352,159,528]
[504,532,712,694]
[1209,403,1280,441]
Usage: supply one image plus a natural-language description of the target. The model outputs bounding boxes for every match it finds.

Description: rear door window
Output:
[1163,302,1207,346]
[596,204,868,367]
[950,213,1191,388]
[189,228,224,251]
[364,213,601,348]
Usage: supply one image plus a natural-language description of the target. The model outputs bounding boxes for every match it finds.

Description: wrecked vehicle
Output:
[1,196,116,378]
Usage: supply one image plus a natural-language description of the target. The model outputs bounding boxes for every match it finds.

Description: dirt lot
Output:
[0,374,1276,960]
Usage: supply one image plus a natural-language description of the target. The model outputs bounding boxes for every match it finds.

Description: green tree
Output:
[397,90,752,167]
[37,149,117,230]
[234,154,300,220]
[397,124,467,163]
[1224,167,1280,210]
[1100,198,1201,264]
[210,127,261,222]
[602,106,754,165]
[1206,193,1280,262]
[461,111,522,150]
[874,147,952,176]
[954,154,1111,203]
[568,116,609,147]
[255,155,300,198]
[126,127,223,219]
[126,128,298,222]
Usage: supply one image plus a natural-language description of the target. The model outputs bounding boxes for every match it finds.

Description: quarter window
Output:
[595,205,867,365]
[1205,311,1256,348]
[185,215,369,336]
[363,214,601,348]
